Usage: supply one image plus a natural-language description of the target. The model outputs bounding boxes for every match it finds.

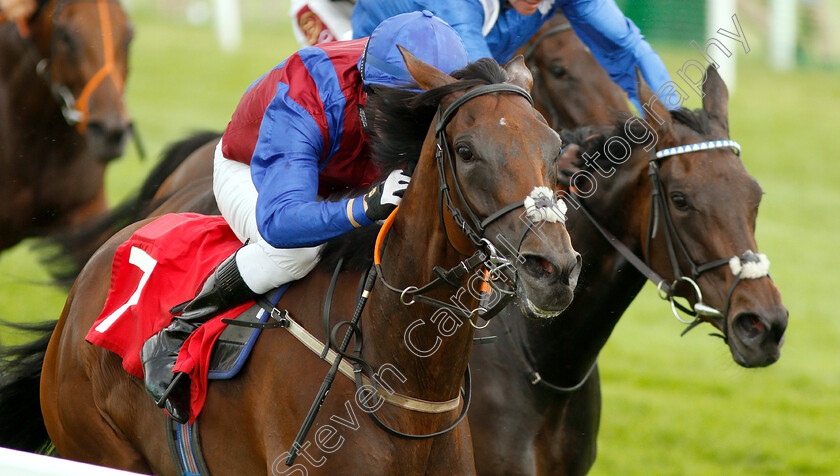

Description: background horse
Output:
[468,68,788,475]
[38,15,628,279]
[2,54,581,474]
[0,0,134,251]
[520,15,629,129]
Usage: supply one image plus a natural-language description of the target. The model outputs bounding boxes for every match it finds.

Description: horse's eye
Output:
[549,65,568,79]
[670,191,691,211]
[456,145,474,162]
[57,28,79,56]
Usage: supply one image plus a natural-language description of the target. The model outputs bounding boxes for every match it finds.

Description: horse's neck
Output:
[364,163,475,403]
[0,26,70,158]
[523,153,653,385]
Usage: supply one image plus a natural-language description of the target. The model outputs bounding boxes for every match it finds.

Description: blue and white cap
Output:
[359,10,469,90]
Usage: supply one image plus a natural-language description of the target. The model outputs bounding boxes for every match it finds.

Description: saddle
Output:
[86,213,285,422]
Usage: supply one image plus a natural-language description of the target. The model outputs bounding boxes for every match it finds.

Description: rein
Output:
[375,83,548,324]
[497,315,598,393]
[575,139,771,334]
[285,82,554,465]
[524,23,573,129]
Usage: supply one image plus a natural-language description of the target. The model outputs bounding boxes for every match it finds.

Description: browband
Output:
[654,140,741,159]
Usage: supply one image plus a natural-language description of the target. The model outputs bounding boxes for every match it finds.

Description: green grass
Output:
[1,8,838,475]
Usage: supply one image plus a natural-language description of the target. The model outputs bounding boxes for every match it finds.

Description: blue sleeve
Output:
[351,0,493,62]
[250,83,372,249]
[561,0,678,111]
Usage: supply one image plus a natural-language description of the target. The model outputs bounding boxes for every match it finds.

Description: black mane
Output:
[566,108,715,174]
[319,59,511,272]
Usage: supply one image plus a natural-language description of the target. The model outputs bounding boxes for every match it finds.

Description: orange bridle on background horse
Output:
[0,0,136,251]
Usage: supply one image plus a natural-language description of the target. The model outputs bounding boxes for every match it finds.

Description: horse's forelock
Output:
[367,58,510,177]
[569,107,718,173]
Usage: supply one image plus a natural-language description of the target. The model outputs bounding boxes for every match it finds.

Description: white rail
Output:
[0,448,147,476]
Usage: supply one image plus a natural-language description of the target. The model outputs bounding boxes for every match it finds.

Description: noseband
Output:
[578,140,771,336]
[33,0,125,132]
[646,140,771,333]
[21,0,144,156]
[376,83,567,323]
[288,83,563,454]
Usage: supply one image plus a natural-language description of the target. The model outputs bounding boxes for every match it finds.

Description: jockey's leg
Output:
[140,139,322,422]
[175,138,323,317]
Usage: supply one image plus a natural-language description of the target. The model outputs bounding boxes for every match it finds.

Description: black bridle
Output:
[578,140,771,334]
[505,139,766,395]
[286,83,562,464]
[376,83,549,324]
[524,23,573,129]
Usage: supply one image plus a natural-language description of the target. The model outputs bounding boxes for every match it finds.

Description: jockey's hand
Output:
[364,168,411,221]
[553,143,582,190]
[0,0,37,22]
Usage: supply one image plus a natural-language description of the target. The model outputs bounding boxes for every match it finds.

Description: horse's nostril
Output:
[522,255,554,281]
[86,122,105,136]
[87,122,128,145]
[539,257,555,276]
[106,128,127,145]
[734,312,764,340]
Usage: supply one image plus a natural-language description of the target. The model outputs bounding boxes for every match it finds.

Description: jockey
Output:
[352,0,682,112]
[140,11,469,424]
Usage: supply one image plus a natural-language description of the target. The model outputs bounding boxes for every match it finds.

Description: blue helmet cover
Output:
[359,10,469,90]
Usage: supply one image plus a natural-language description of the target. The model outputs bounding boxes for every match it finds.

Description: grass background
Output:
[1,2,838,474]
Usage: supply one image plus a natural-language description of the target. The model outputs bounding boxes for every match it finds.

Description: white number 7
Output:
[94,246,158,333]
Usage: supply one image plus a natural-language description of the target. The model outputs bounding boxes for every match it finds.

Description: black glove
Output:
[554,143,582,189]
[363,168,411,221]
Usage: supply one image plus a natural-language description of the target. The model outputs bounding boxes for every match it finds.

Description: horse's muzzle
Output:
[516,251,581,319]
[728,305,788,367]
[86,119,130,163]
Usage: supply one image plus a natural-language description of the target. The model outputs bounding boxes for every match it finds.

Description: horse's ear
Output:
[636,67,674,144]
[702,65,730,137]
[399,45,456,91]
[504,55,533,92]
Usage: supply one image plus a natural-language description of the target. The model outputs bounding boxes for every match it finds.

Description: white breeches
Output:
[213,139,323,294]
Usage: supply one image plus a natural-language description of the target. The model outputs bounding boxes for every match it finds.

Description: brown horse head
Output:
[398,49,581,318]
[634,66,787,367]
[30,0,133,162]
[522,15,629,129]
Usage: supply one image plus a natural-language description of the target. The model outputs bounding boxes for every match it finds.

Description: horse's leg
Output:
[534,368,601,476]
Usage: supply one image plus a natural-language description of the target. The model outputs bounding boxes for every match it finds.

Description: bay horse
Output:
[0,0,134,251]
[467,67,788,475]
[519,14,629,129]
[3,53,582,474]
[38,13,628,280]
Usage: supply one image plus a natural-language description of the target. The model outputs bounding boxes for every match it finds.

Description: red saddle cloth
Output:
[86,213,252,423]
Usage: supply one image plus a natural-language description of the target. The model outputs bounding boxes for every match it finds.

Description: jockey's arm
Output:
[250,95,372,250]
[351,0,493,62]
[561,0,679,111]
